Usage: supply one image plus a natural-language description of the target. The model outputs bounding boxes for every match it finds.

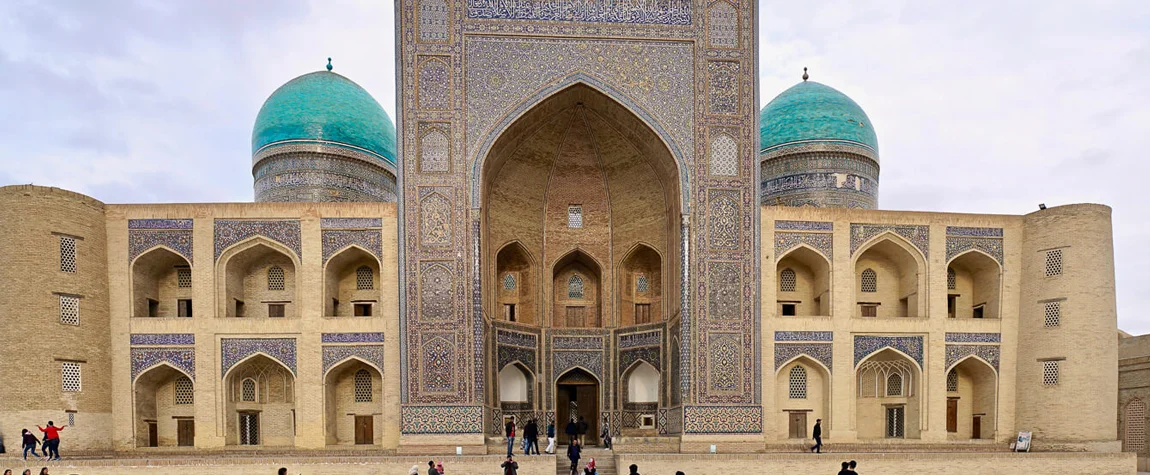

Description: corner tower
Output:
[252,61,398,202]
[759,71,879,208]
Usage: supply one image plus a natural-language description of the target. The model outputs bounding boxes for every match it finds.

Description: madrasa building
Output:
[0,1,1130,471]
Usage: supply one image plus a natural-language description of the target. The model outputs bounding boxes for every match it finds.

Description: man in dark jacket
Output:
[565,418,579,445]
[501,455,519,475]
[428,460,440,475]
[524,419,539,455]
[576,416,589,445]
[566,438,582,474]
[505,417,517,457]
[809,418,822,454]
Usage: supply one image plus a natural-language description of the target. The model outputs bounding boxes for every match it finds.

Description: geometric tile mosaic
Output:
[465,0,692,25]
[321,229,383,262]
[945,344,1000,371]
[946,226,1003,238]
[497,329,538,348]
[401,405,484,434]
[774,343,832,372]
[553,350,603,382]
[220,338,297,376]
[620,347,661,373]
[850,223,930,258]
[128,222,194,264]
[130,333,195,346]
[946,236,1004,265]
[320,218,382,229]
[853,335,924,368]
[683,405,762,434]
[775,220,833,231]
[775,232,833,261]
[945,332,1001,343]
[619,330,662,349]
[553,336,604,350]
[322,345,385,374]
[130,347,195,381]
[498,345,536,372]
[775,331,833,342]
[129,219,194,230]
[214,220,302,261]
[322,333,385,344]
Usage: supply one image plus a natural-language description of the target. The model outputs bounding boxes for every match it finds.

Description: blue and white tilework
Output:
[853,335,924,367]
[129,219,194,230]
[774,331,833,342]
[466,0,691,26]
[553,336,604,350]
[401,405,484,434]
[320,218,383,230]
[498,345,536,371]
[850,223,930,257]
[946,236,1004,265]
[774,343,832,372]
[322,229,382,262]
[322,345,385,374]
[945,344,1000,371]
[553,351,603,382]
[620,347,661,372]
[131,347,195,381]
[945,332,1001,343]
[214,220,302,261]
[321,332,385,344]
[619,330,662,349]
[128,219,194,264]
[775,232,833,261]
[946,226,1003,238]
[775,220,833,232]
[220,338,297,376]
[130,333,195,346]
[683,406,762,434]
[497,329,538,348]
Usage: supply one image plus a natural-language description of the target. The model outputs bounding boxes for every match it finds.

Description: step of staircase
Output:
[555,446,616,475]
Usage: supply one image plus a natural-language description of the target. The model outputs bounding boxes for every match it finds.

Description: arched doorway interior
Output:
[557,368,600,446]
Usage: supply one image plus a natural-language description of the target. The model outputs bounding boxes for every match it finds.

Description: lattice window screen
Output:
[1044,301,1061,327]
[636,274,649,293]
[568,274,584,299]
[354,369,373,402]
[503,273,516,290]
[860,370,877,398]
[946,369,958,392]
[61,362,81,392]
[356,266,374,290]
[60,295,80,326]
[67,412,75,426]
[568,205,583,228]
[1126,399,1147,453]
[1042,361,1060,386]
[788,365,807,399]
[177,268,192,288]
[175,376,194,405]
[60,236,76,273]
[709,133,738,176]
[1045,249,1063,277]
[886,373,904,397]
[947,267,956,290]
[242,378,257,401]
[886,406,905,438]
[861,268,877,293]
[267,266,285,291]
[779,268,797,292]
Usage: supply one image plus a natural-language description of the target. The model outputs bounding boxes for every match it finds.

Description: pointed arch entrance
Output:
[556,367,600,446]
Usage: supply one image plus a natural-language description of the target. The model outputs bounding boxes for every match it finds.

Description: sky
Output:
[1,0,1148,332]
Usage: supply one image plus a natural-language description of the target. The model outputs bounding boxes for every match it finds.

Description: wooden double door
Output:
[355,415,374,445]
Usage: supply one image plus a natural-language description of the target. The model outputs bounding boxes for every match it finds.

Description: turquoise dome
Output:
[253,71,397,165]
[760,81,878,154]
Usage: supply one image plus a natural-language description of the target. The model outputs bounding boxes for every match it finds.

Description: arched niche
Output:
[623,361,660,404]
[855,348,922,439]
[620,244,663,326]
[131,247,192,318]
[774,356,830,440]
[498,362,534,408]
[223,354,296,446]
[323,246,381,317]
[133,364,194,447]
[776,246,831,317]
[217,240,298,319]
[853,236,924,319]
[946,356,998,440]
[323,358,382,446]
[947,251,1002,319]
[552,250,603,328]
[496,242,536,325]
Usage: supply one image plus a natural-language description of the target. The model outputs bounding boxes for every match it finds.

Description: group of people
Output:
[504,417,550,457]
[18,422,66,462]
[837,460,861,474]
[3,469,53,475]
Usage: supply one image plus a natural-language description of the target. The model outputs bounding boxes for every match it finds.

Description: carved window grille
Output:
[946,368,958,392]
[788,365,807,399]
[861,268,877,293]
[176,267,192,288]
[1044,301,1061,327]
[267,266,285,291]
[709,133,738,176]
[60,235,76,273]
[61,362,81,392]
[354,369,373,402]
[860,369,877,398]
[175,376,194,405]
[1125,399,1146,453]
[779,268,797,292]
[568,274,584,299]
[241,378,257,402]
[1042,361,1060,386]
[568,205,583,228]
[947,267,956,290]
[356,266,374,290]
[239,413,259,445]
[59,295,80,326]
[858,360,914,398]
[886,406,905,438]
[1045,249,1063,277]
[636,274,649,293]
[503,273,516,290]
[886,373,904,397]
[67,412,75,426]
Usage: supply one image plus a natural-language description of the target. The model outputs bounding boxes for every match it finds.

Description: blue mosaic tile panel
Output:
[850,223,930,257]
[321,229,382,262]
[620,347,661,372]
[774,343,832,372]
[774,331,833,342]
[214,220,302,261]
[321,218,383,229]
[498,345,536,371]
[496,329,538,348]
[660,406,683,435]
[553,336,604,350]
[131,347,195,381]
[775,220,833,232]
[683,406,762,434]
[853,335,924,367]
[466,0,692,25]
[945,332,1001,343]
[946,226,1003,238]
[322,345,385,374]
[321,332,385,344]
[619,330,662,349]
[128,229,193,264]
[128,219,193,230]
[946,236,1004,265]
[553,350,604,382]
[401,405,484,434]
[775,232,833,261]
[130,333,195,346]
[945,344,1000,371]
[220,338,297,376]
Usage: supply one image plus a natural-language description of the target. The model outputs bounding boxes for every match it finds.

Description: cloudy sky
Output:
[1,1,1148,332]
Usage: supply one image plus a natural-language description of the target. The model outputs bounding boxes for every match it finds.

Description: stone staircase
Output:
[555,445,616,475]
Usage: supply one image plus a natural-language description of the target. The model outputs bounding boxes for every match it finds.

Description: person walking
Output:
[576,416,588,445]
[505,416,517,458]
[809,418,823,454]
[501,455,519,475]
[524,419,540,455]
[427,460,440,475]
[847,460,858,474]
[20,429,40,461]
[545,422,556,454]
[36,421,64,461]
[627,463,640,475]
[564,418,579,445]
[599,417,612,450]
[566,438,582,475]
[836,461,851,475]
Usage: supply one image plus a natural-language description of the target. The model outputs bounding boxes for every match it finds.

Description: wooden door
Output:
[946,399,958,433]
[971,416,982,439]
[177,420,194,447]
[788,412,807,439]
[147,422,158,447]
[355,416,374,445]
[576,384,599,445]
